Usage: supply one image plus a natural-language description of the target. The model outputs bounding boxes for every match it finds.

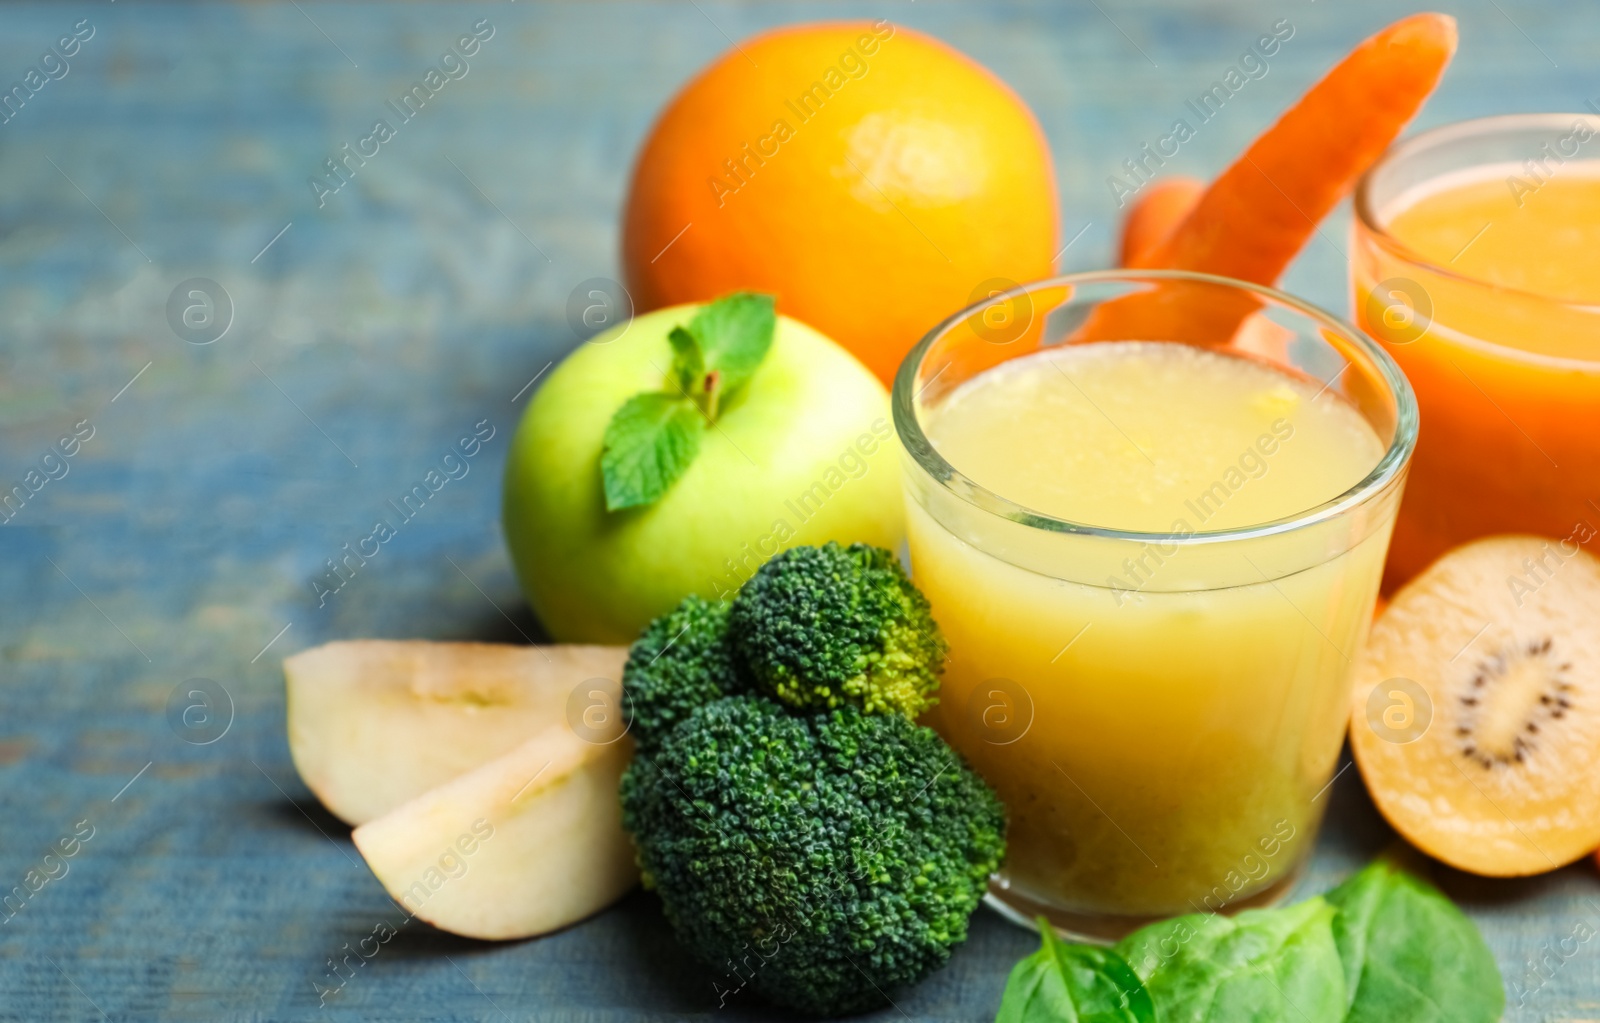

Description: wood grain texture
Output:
[0,1,1596,1019]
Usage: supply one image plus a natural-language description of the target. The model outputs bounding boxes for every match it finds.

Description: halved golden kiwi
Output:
[1350,535,1600,876]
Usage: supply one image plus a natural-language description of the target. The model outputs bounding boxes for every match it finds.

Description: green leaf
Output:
[1325,859,1504,1022]
[667,325,703,398]
[996,921,1154,1023]
[597,293,775,512]
[666,292,776,420]
[600,392,705,510]
[687,291,776,398]
[1115,897,1346,1023]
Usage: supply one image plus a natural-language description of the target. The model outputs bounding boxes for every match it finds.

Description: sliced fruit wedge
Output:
[1350,535,1600,876]
[285,640,627,825]
[352,714,638,940]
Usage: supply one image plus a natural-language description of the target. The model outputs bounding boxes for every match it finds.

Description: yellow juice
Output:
[909,341,1389,930]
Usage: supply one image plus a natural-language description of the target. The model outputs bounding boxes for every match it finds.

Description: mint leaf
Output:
[600,392,705,510]
[688,292,776,397]
[598,293,776,511]
[666,292,776,420]
[1325,859,1504,1022]
[667,325,704,398]
[998,922,1154,1023]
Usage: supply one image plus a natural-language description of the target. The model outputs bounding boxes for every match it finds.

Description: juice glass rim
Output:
[892,268,1418,547]
[1353,111,1600,336]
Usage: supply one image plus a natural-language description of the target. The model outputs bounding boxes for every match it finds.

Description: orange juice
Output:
[1352,115,1600,586]
[895,270,1413,941]
[1390,168,1600,305]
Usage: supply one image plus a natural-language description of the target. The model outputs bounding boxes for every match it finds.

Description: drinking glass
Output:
[1352,113,1600,587]
[893,270,1416,941]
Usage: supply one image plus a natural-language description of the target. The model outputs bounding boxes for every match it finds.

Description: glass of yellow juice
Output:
[893,270,1416,941]
[1352,114,1600,589]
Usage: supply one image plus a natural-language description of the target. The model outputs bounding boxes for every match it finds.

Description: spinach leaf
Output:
[1325,859,1504,1022]
[1115,897,1346,1023]
[996,920,1155,1023]
[991,859,1505,1023]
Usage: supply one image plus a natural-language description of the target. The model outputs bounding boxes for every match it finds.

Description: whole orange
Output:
[621,20,1059,385]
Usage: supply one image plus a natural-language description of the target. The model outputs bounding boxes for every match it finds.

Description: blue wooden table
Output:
[2,1,1596,1019]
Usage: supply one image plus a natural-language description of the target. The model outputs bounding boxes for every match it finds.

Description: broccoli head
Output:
[619,694,1005,1015]
[621,595,746,753]
[730,542,948,718]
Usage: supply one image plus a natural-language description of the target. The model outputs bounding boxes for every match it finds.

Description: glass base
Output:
[983,858,1309,945]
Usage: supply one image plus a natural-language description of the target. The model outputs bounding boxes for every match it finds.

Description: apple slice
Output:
[351,717,638,940]
[285,640,627,825]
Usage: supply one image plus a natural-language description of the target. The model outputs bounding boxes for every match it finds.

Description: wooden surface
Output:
[2,1,1596,1019]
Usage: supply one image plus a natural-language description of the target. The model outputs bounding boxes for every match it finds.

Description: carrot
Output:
[1084,13,1458,344]
[1137,13,1456,278]
[1118,176,1203,267]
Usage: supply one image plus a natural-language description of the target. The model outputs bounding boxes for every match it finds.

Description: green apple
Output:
[503,303,905,644]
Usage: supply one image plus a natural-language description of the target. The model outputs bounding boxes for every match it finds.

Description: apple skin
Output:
[504,304,906,644]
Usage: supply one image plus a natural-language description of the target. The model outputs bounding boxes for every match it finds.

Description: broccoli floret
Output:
[620,695,1005,1016]
[622,595,746,753]
[730,542,948,718]
[620,545,996,1013]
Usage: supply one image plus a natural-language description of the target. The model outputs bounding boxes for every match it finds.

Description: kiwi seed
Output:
[1456,638,1574,770]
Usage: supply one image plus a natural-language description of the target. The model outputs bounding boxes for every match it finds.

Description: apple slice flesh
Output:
[352,719,638,940]
[285,640,627,825]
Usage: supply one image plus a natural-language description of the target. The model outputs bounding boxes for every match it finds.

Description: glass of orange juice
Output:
[1353,113,1600,587]
[893,270,1416,941]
